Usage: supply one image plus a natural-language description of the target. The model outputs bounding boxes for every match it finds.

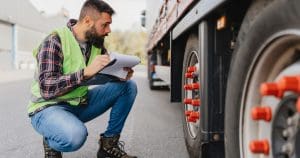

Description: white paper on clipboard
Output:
[99,52,140,79]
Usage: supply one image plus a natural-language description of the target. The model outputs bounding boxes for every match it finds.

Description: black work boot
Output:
[43,139,62,158]
[97,134,137,158]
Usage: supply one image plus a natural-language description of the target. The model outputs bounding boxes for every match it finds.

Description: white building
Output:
[0,0,68,70]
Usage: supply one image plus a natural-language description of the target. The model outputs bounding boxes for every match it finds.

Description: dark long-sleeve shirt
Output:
[36,19,92,100]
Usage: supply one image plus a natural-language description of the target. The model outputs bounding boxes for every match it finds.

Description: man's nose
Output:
[106,26,111,34]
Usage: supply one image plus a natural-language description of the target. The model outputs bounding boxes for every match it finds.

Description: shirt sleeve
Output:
[37,34,84,100]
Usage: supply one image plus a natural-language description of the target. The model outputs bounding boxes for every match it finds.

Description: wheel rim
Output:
[183,50,200,138]
[240,31,300,158]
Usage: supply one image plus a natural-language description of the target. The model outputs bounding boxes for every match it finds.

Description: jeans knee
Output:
[126,80,137,96]
[63,126,87,152]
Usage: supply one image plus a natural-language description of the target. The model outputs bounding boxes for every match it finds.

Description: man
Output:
[28,0,137,158]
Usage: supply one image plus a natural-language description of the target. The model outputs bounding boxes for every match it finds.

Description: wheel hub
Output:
[183,51,201,138]
[240,34,300,158]
[272,95,299,157]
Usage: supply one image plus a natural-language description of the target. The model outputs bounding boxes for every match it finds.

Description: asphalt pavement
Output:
[0,65,189,158]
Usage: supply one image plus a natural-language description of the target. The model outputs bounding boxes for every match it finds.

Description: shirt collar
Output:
[67,19,77,30]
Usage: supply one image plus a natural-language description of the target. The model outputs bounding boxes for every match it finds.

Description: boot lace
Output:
[43,139,62,158]
[106,140,127,157]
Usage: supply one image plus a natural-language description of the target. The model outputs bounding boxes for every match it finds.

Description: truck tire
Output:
[225,0,300,158]
[181,34,201,158]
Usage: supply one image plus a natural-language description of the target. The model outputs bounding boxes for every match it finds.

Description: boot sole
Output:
[97,150,114,158]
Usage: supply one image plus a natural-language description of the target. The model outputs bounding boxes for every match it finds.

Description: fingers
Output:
[98,55,110,63]
[88,55,110,74]
[95,55,110,68]
[123,67,134,73]
[126,72,133,80]
[123,67,134,80]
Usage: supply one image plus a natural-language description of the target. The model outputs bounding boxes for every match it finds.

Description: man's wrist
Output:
[83,68,92,80]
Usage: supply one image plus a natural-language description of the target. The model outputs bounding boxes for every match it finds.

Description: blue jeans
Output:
[30,80,137,152]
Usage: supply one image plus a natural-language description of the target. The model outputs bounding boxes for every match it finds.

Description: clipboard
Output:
[81,52,140,86]
[80,73,121,86]
[98,58,117,71]
[80,59,119,86]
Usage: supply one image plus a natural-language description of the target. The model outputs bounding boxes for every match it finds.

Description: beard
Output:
[85,26,107,49]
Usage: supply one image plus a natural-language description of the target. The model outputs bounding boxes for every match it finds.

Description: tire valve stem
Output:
[278,76,300,93]
[184,83,200,90]
[185,72,198,78]
[184,98,192,104]
[187,66,197,73]
[251,106,272,122]
[185,110,193,116]
[187,66,199,76]
[185,72,193,78]
[191,99,201,107]
[184,98,201,107]
[187,111,200,123]
[249,139,269,155]
[260,82,283,98]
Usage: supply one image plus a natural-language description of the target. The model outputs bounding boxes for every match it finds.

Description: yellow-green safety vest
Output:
[27,26,101,114]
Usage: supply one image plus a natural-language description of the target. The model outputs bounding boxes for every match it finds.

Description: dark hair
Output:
[79,0,115,21]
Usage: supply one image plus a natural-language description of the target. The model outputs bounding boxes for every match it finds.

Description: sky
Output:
[29,0,146,31]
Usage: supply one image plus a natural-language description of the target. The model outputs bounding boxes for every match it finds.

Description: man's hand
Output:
[123,67,134,80]
[83,55,110,79]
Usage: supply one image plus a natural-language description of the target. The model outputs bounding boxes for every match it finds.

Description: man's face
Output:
[86,12,112,47]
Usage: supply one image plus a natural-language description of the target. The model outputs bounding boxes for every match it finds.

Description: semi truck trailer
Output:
[142,0,300,158]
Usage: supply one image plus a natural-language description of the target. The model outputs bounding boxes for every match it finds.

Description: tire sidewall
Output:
[225,0,300,158]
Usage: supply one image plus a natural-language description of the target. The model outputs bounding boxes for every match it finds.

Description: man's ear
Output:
[83,16,94,27]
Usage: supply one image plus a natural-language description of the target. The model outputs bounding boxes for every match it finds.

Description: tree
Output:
[105,30,147,64]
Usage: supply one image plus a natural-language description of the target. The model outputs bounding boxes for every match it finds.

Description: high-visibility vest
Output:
[27,26,101,114]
